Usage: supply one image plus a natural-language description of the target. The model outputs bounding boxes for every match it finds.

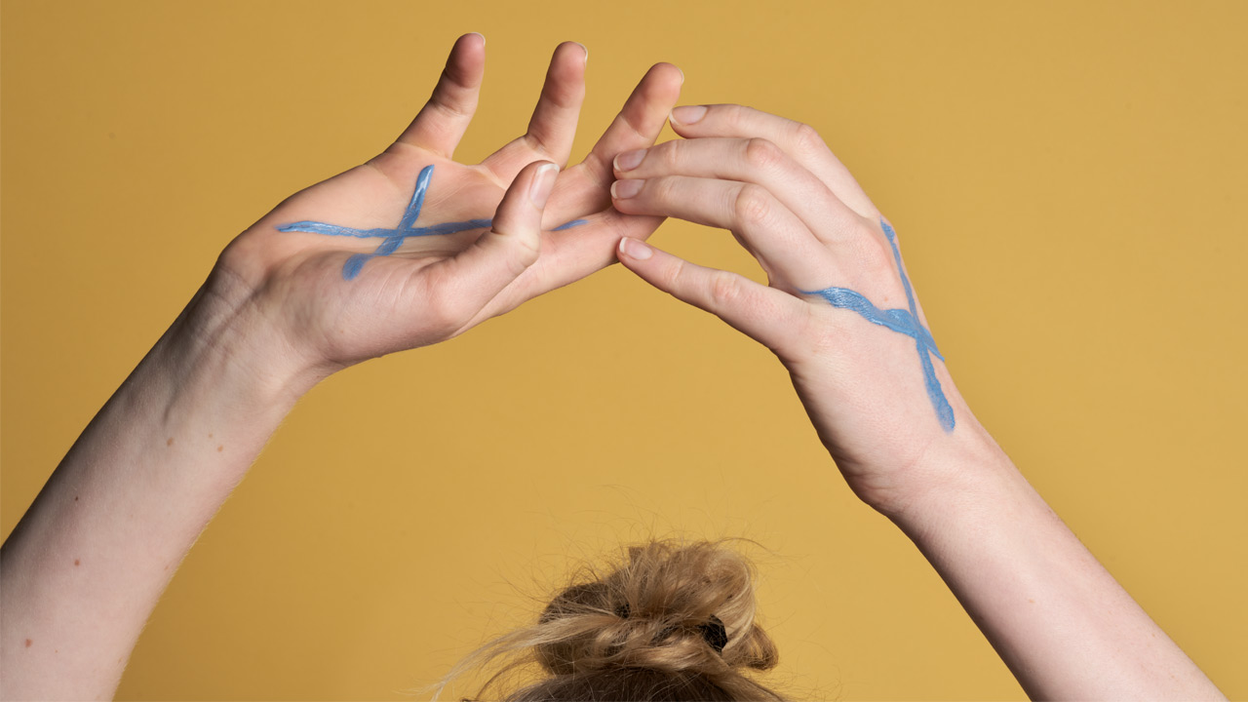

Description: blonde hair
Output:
[435,540,784,701]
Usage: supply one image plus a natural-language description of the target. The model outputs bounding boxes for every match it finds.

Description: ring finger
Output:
[611,175,838,291]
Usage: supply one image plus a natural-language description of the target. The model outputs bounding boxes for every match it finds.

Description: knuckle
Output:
[733,184,773,227]
[662,256,688,293]
[852,233,898,276]
[421,280,467,333]
[649,175,680,204]
[743,138,784,171]
[659,140,684,169]
[511,235,541,272]
[708,271,743,308]
[791,122,826,155]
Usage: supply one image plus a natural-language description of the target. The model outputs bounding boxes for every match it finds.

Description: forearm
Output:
[0,272,316,700]
[893,428,1224,700]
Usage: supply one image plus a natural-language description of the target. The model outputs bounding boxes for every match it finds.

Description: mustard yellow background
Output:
[3,1,1245,699]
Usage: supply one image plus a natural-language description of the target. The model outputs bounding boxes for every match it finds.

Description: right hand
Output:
[204,34,681,390]
[612,105,988,516]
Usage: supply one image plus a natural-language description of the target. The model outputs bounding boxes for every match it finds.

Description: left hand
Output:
[206,34,682,382]
[611,104,972,516]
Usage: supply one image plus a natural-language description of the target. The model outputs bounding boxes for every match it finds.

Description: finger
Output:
[548,62,683,222]
[668,104,880,221]
[613,137,864,246]
[616,237,807,353]
[534,207,665,291]
[395,33,486,158]
[416,160,555,331]
[611,175,836,291]
[481,42,588,178]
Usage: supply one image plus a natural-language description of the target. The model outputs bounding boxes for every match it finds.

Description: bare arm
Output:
[897,436,1215,699]
[0,277,310,699]
[0,35,682,700]
[612,103,1224,699]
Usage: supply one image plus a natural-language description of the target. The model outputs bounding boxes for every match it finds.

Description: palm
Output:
[217,36,681,370]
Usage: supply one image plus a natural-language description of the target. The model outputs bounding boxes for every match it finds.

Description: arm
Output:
[610,104,1224,700]
[0,34,682,700]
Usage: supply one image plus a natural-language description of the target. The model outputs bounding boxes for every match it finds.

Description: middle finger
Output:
[613,137,866,246]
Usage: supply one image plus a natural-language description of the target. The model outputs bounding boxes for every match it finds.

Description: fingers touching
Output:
[514,62,683,297]
[609,103,898,354]
[564,62,684,216]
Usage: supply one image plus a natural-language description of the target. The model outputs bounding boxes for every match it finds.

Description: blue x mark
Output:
[803,220,955,432]
[277,164,585,281]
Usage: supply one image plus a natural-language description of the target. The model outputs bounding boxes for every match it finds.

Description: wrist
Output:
[166,263,327,410]
[864,417,1021,529]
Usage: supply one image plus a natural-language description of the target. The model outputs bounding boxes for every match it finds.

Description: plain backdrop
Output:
[2,1,1245,699]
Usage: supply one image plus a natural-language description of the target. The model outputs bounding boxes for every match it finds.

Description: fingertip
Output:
[630,62,683,100]
[448,32,486,82]
[529,161,559,209]
[647,62,683,82]
[669,105,707,127]
[617,236,653,262]
[549,41,588,83]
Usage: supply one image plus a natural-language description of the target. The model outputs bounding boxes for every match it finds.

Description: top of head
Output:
[510,540,783,701]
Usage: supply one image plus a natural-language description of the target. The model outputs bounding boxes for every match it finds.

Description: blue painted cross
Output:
[802,220,955,432]
[277,164,586,281]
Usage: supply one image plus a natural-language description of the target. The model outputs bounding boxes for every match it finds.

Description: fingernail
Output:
[614,149,646,172]
[468,32,485,47]
[611,179,643,199]
[573,41,588,65]
[618,237,653,261]
[670,105,707,125]
[530,163,558,207]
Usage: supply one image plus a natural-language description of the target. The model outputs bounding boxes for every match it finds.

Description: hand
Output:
[210,34,682,382]
[611,105,977,516]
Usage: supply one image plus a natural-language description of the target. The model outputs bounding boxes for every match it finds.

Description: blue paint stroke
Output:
[553,219,589,231]
[277,165,587,280]
[802,220,955,432]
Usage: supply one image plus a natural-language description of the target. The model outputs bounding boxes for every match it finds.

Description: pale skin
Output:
[611,105,1225,700]
[0,34,683,700]
[0,34,1223,701]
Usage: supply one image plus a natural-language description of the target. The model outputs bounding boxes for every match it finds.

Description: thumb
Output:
[616,236,807,353]
[428,160,555,316]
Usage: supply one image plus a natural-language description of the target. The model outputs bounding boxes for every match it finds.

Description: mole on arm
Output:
[166,437,174,447]
[25,639,32,648]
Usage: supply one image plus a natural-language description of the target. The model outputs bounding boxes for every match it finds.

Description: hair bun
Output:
[533,541,778,679]
[441,540,783,701]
